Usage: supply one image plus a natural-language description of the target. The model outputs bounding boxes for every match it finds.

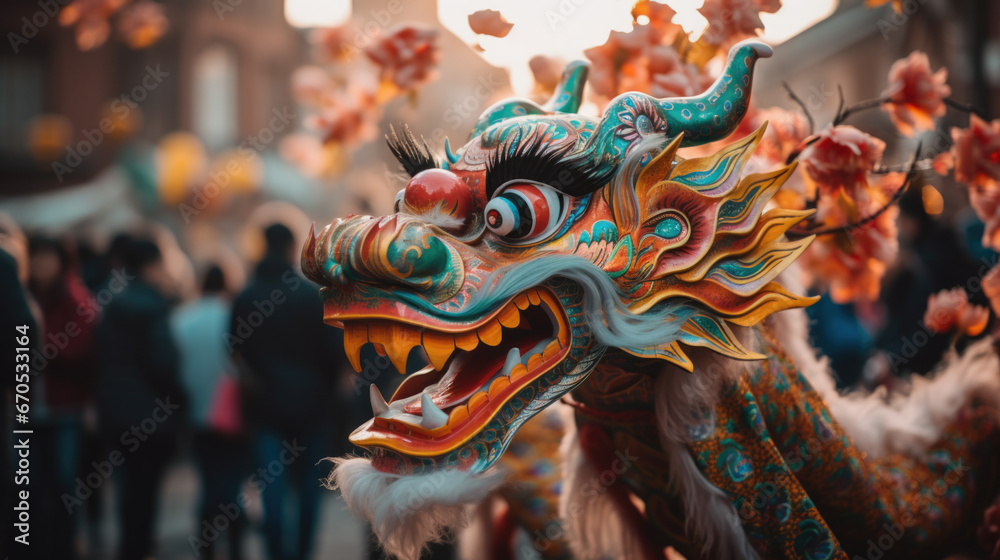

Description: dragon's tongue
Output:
[390,366,445,403]
[405,335,552,415]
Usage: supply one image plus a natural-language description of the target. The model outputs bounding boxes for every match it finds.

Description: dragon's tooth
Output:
[420,394,448,429]
[509,363,529,382]
[497,303,520,328]
[343,322,368,373]
[527,289,542,306]
[369,384,389,416]
[488,376,510,399]
[448,404,470,426]
[468,391,489,413]
[523,338,551,362]
[422,330,456,371]
[477,319,503,346]
[456,331,480,351]
[384,324,420,374]
[558,324,570,347]
[514,293,530,310]
[368,321,391,345]
[502,347,521,377]
[527,353,543,371]
[385,348,409,374]
[542,340,561,360]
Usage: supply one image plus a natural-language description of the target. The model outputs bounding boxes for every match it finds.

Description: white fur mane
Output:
[325,457,505,560]
[774,267,1000,458]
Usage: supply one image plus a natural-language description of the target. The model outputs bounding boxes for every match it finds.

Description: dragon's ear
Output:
[603,134,684,236]
[634,133,684,207]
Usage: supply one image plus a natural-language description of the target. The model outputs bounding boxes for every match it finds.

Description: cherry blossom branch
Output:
[782,82,815,135]
[787,142,922,239]
[833,91,888,125]
[784,88,891,164]
[944,97,984,119]
[785,137,818,165]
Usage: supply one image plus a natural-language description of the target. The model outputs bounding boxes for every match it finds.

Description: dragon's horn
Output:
[472,60,591,137]
[584,39,772,158]
[546,60,589,114]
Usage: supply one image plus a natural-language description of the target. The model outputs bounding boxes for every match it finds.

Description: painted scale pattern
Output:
[573,324,1000,560]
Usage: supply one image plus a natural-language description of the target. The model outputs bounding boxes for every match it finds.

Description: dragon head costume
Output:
[305,39,1000,560]
[303,39,805,471]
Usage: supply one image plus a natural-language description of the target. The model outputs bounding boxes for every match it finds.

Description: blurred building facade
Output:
[0,0,515,235]
[0,0,304,196]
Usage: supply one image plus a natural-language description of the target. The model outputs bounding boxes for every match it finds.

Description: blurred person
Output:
[73,234,113,545]
[77,235,109,294]
[876,188,981,377]
[804,293,872,388]
[27,234,100,560]
[95,238,187,560]
[229,223,344,560]
[172,264,247,560]
[0,212,30,285]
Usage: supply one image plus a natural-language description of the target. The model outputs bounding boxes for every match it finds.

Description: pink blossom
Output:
[802,203,899,303]
[646,45,714,99]
[310,24,358,61]
[468,9,513,38]
[882,51,951,136]
[983,266,1000,319]
[308,88,379,147]
[59,0,129,51]
[950,115,1000,189]
[799,125,886,199]
[699,0,781,48]
[364,25,439,91]
[116,0,167,49]
[924,288,989,336]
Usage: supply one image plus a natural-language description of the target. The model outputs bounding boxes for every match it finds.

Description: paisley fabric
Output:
[497,409,571,559]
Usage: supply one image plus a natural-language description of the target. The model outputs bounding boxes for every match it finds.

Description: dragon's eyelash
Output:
[387,124,440,177]
[485,131,616,198]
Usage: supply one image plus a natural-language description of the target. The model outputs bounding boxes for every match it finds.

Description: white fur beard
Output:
[325,457,506,560]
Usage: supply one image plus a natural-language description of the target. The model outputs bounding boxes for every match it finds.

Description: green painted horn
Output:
[470,59,590,137]
[582,39,773,161]
[546,60,589,114]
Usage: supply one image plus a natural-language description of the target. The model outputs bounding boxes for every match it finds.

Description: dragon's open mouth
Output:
[342,286,571,458]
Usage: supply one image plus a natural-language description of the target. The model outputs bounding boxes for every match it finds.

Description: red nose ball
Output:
[402,169,473,229]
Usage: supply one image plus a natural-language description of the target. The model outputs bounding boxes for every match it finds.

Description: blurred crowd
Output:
[0,217,364,560]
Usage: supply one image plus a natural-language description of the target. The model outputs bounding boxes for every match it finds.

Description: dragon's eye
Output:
[642,209,690,248]
[484,182,567,243]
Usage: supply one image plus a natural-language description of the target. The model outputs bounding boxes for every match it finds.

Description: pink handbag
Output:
[207,374,243,436]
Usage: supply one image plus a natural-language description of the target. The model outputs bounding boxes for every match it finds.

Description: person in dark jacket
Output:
[95,238,186,560]
[26,235,100,560]
[229,223,343,560]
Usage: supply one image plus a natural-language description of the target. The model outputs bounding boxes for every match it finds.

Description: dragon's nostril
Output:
[392,235,450,278]
[402,169,473,231]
